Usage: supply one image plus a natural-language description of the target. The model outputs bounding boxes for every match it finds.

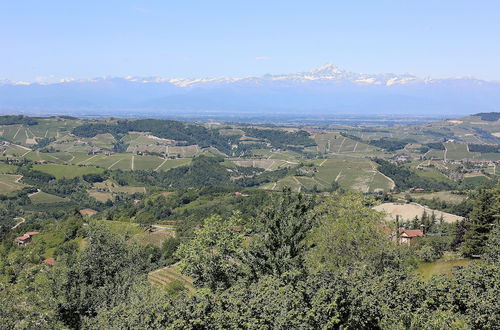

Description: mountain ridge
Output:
[1,63,500,116]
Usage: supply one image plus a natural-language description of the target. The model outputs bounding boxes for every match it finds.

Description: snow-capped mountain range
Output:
[1,63,499,117]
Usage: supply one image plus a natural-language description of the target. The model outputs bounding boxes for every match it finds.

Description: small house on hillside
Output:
[15,235,31,245]
[43,258,56,267]
[79,208,98,217]
[398,226,425,245]
[14,231,40,245]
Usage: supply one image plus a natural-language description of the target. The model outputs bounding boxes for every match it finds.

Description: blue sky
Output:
[1,0,500,81]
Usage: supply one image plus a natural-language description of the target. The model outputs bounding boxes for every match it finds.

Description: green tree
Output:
[461,184,500,257]
[175,213,245,290]
[306,193,400,275]
[49,223,153,328]
[243,188,317,280]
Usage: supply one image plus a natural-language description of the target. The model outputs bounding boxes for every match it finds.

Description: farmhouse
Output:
[43,258,56,267]
[398,226,425,245]
[14,231,40,245]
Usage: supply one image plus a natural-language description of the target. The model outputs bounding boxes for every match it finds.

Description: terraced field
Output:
[314,158,394,193]
[309,133,376,154]
[443,143,478,161]
[262,157,394,193]
[148,265,195,292]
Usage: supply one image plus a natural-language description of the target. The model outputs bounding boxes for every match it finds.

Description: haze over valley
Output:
[2,63,500,119]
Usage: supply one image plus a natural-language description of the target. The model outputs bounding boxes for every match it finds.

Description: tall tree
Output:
[175,213,245,290]
[461,184,500,257]
[243,188,317,280]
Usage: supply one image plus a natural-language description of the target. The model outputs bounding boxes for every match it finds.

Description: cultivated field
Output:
[33,164,104,179]
[0,174,25,194]
[148,265,195,292]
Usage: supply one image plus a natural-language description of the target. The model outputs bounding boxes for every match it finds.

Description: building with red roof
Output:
[43,258,56,267]
[398,226,425,245]
[14,231,40,245]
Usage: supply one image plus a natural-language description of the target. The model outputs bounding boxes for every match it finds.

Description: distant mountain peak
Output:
[307,62,345,76]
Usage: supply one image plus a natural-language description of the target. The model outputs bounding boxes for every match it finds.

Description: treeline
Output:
[374,158,455,191]
[368,138,410,151]
[72,119,233,154]
[468,144,500,153]
[475,112,500,121]
[242,128,315,149]
[0,115,38,126]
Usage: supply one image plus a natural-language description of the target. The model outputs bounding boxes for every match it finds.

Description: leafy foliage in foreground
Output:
[1,187,499,329]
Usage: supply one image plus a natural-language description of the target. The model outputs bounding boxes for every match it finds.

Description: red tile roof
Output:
[16,236,30,240]
[399,228,424,238]
[25,232,40,236]
[43,258,56,266]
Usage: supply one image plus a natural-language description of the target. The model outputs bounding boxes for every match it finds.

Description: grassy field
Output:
[29,191,68,204]
[0,174,25,194]
[88,190,114,202]
[33,164,104,179]
[415,258,472,281]
[463,175,491,186]
[0,162,17,173]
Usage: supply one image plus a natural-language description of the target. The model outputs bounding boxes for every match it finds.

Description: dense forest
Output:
[242,128,316,149]
[468,144,500,153]
[476,112,500,121]
[0,115,38,126]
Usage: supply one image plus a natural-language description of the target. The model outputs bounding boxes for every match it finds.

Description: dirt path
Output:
[155,158,168,171]
[265,160,276,171]
[12,126,22,139]
[131,155,135,170]
[11,217,26,230]
[353,142,358,152]
[335,170,343,182]
[108,159,122,169]
[443,144,448,161]
[337,138,346,153]
[292,177,302,192]
[13,143,31,151]
[319,159,328,167]
[77,154,100,165]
